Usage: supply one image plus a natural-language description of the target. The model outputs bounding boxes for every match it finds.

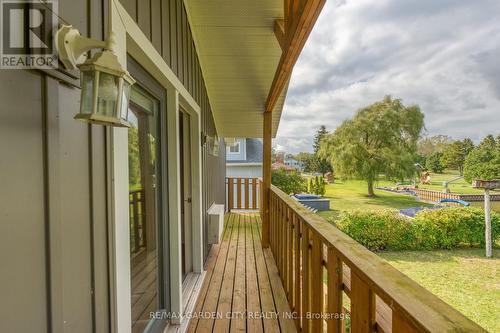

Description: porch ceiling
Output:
[184,0,286,138]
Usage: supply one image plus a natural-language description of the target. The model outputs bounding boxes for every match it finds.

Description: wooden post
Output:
[485,189,492,258]
[262,111,272,247]
[472,179,499,258]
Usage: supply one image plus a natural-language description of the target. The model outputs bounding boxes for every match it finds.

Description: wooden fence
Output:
[226,177,261,211]
[269,184,485,333]
[413,188,500,203]
[129,189,146,253]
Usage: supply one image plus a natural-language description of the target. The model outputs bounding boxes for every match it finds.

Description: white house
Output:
[284,157,304,171]
[226,138,263,178]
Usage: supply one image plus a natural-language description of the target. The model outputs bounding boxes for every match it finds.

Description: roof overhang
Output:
[185,0,286,138]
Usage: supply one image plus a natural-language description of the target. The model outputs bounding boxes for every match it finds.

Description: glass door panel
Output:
[128,86,160,333]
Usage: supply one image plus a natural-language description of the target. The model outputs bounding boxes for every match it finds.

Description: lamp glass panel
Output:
[97,72,119,118]
[80,71,95,115]
[120,80,131,122]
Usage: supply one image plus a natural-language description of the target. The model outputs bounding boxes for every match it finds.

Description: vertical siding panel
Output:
[89,0,110,331]
[162,0,171,65]
[176,0,183,81]
[137,0,151,40]
[187,31,192,94]
[183,8,189,88]
[169,0,178,73]
[0,70,48,333]
[151,0,162,53]
[119,0,137,20]
[59,84,94,333]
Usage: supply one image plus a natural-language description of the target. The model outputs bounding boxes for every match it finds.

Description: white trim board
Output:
[226,163,263,167]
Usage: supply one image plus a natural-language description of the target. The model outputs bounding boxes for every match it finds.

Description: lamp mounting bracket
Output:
[56,25,117,70]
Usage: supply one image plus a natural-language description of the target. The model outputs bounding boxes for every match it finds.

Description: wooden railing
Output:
[129,189,146,253]
[413,188,500,203]
[269,184,486,333]
[226,177,261,211]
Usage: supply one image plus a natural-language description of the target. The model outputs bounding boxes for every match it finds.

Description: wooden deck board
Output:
[194,213,236,332]
[189,212,296,333]
[231,213,247,332]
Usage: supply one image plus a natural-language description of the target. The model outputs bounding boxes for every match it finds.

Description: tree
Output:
[271,169,306,194]
[426,152,445,173]
[417,134,453,157]
[307,176,326,196]
[295,152,315,173]
[464,135,500,182]
[319,96,424,196]
[311,126,333,175]
[440,138,474,175]
[313,125,328,153]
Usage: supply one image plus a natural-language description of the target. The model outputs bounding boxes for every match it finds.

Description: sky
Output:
[274,0,500,154]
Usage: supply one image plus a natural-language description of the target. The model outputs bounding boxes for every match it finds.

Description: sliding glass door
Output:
[128,83,166,333]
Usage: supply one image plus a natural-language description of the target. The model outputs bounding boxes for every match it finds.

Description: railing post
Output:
[261,111,272,248]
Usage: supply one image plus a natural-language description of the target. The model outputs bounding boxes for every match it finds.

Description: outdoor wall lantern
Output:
[56,25,135,127]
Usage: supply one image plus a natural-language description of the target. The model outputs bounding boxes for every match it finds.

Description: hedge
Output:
[335,207,500,251]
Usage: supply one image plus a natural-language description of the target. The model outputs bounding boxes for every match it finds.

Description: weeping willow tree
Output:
[319,96,424,196]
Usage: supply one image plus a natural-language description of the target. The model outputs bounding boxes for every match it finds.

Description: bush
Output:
[336,210,414,251]
[335,207,500,251]
[307,176,326,196]
[413,207,500,249]
[271,168,306,194]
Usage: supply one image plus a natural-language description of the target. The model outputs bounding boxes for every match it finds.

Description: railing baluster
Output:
[252,178,258,209]
[311,233,323,332]
[227,177,234,211]
[351,272,374,333]
[327,247,342,333]
[283,204,288,289]
[244,178,250,209]
[302,225,310,333]
[237,178,242,209]
[133,191,140,251]
[288,209,294,307]
[295,216,302,330]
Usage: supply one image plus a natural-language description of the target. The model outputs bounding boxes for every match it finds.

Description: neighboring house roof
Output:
[227,138,263,164]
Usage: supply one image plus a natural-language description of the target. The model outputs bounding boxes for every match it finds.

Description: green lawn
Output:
[417,169,484,194]
[317,179,434,221]
[379,249,500,332]
[317,178,499,222]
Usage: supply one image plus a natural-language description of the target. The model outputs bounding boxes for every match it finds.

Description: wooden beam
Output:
[261,112,272,247]
[265,0,326,112]
[274,19,286,51]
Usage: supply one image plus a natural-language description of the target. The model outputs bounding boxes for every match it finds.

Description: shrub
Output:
[334,207,500,251]
[271,168,306,194]
[413,207,500,249]
[307,176,326,196]
[335,210,414,251]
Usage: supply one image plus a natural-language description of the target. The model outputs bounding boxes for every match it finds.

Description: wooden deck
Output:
[188,213,296,333]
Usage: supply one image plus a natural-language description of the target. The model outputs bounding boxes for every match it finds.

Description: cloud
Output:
[276,0,500,153]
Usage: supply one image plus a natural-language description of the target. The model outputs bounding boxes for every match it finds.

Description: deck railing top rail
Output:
[269,184,485,333]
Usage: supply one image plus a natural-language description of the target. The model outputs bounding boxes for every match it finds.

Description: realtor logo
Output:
[0,0,58,69]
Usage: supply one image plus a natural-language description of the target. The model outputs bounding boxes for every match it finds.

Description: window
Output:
[228,142,240,154]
